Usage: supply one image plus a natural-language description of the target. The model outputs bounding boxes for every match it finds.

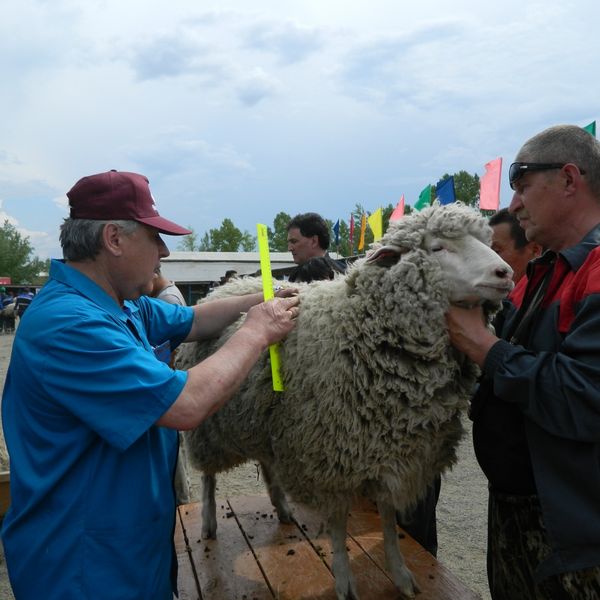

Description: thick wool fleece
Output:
[178,202,498,518]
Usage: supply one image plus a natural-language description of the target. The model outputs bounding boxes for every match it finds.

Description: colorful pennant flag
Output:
[349,214,355,249]
[414,185,432,211]
[367,207,383,241]
[390,195,405,221]
[332,219,340,245]
[436,176,456,205]
[584,121,596,137]
[358,214,367,251]
[479,158,502,211]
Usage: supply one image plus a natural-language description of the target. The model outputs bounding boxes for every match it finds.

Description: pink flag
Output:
[349,214,355,248]
[479,158,502,210]
[389,195,405,221]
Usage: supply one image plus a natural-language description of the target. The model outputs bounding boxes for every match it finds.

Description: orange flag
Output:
[358,214,367,251]
[480,158,502,210]
[390,195,405,221]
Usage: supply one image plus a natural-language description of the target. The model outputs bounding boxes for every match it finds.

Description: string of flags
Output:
[331,119,597,250]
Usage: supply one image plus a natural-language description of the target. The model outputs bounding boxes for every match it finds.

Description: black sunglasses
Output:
[509,162,586,190]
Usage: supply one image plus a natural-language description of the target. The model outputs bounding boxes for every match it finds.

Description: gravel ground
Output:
[0,330,491,599]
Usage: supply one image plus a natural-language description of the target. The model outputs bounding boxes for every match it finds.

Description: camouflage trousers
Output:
[487,490,600,600]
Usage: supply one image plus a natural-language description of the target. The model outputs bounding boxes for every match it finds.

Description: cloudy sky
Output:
[1,0,598,259]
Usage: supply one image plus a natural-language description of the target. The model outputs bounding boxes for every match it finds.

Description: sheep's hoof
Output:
[276,509,294,524]
[201,526,217,540]
[395,568,419,599]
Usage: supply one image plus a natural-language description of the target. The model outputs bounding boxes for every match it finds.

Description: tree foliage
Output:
[176,227,199,251]
[198,219,256,252]
[0,220,46,284]
[267,212,292,252]
[174,170,482,259]
[177,220,256,252]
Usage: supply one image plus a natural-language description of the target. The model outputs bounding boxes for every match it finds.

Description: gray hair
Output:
[516,124,600,198]
[60,218,139,261]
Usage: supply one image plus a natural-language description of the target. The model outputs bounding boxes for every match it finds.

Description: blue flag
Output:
[436,176,456,205]
[333,219,340,245]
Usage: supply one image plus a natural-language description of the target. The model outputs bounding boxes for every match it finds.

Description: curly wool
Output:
[179,202,496,516]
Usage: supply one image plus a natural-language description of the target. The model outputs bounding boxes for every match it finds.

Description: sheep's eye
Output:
[431,245,444,252]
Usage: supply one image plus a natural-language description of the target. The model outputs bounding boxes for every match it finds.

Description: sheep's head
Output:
[365,202,514,306]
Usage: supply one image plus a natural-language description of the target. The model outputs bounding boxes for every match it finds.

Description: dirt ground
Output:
[0,331,492,599]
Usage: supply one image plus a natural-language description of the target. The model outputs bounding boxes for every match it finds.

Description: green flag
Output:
[584,121,596,137]
[414,184,432,211]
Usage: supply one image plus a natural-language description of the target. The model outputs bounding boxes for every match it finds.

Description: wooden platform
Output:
[174,495,481,599]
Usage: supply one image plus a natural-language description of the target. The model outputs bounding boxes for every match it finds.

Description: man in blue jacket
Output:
[447,125,600,598]
[1,170,299,599]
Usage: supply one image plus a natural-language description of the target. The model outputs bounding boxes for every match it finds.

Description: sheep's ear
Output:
[366,245,404,267]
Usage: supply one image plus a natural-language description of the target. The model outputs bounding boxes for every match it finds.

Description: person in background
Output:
[489,208,543,284]
[151,266,186,306]
[219,269,238,286]
[1,169,299,599]
[15,287,34,319]
[150,266,191,505]
[288,255,345,283]
[447,125,600,598]
[0,287,14,334]
[286,212,346,282]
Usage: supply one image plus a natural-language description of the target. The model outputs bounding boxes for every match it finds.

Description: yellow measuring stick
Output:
[256,223,284,391]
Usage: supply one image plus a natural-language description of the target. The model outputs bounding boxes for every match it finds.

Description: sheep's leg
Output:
[328,500,359,600]
[174,433,191,505]
[260,461,293,523]
[201,473,218,539]
[377,499,419,599]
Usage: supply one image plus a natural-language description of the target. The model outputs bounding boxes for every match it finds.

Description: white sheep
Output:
[177,202,514,600]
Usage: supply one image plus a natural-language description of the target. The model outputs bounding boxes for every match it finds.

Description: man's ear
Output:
[563,163,584,195]
[527,240,543,259]
[102,223,124,257]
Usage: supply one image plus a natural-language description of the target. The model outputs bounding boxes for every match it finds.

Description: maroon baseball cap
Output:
[66,170,191,236]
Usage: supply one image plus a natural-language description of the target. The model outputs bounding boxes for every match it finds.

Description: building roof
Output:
[160,251,298,284]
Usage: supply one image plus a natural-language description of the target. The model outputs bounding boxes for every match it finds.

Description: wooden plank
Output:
[175,505,202,600]
[182,499,273,599]
[347,501,482,600]
[176,496,481,600]
[289,501,400,599]
[228,495,339,600]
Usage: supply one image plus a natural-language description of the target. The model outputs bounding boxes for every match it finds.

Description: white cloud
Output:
[243,20,323,64]
[236,68,280,106]
[2,0,600,260]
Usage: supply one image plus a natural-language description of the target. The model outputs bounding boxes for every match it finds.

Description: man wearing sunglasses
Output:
[447,125,600,598]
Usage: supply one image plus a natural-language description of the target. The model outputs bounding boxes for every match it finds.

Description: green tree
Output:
[267,212,292,251]
[176,226,199,251]
[197,218,256,252]
[0,220,46,284]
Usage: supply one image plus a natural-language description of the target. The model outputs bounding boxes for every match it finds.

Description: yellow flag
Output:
[368,207,383,241]
[358,214,367,251]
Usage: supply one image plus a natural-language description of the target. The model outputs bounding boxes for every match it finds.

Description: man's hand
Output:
[446,305,499,367]
[242,295,299,347]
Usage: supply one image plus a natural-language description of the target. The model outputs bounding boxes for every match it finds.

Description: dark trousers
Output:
[396,475,441,556]
[488,489,600,600]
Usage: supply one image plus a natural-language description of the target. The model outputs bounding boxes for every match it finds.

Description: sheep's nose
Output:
[495,266,511,279]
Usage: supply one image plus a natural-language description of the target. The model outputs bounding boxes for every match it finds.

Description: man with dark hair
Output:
[1,169,299,599]
[448,125,600,598]
[489,208,542,283]
[286,212,330,265]
[286,212,346,282]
